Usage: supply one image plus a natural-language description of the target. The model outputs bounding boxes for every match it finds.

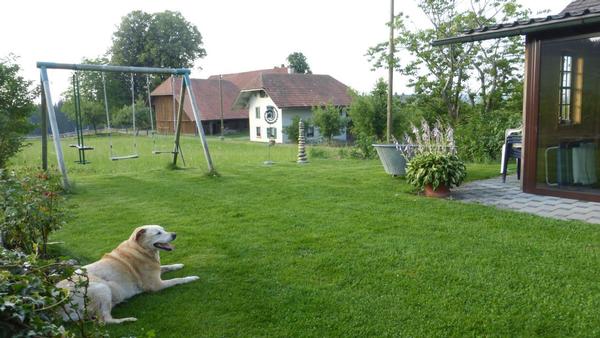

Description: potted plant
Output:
[399,119,466,197]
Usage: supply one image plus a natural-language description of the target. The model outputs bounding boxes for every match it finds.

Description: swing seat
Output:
[152,150,177,155]
[69,144,94,150]
[110,154,139,161]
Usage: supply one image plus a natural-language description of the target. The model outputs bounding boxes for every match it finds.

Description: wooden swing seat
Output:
[152,150,178,155]
[110,154,139,161]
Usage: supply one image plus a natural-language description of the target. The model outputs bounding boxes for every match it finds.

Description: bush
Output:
[349,134,377,159]
[0,169,66,257]
[0,249,108,338]
[0,55,36,168]
[0,249,72,337]
[405,153,466,191]
[400,119,466,191]
[455,110,521,163]
[308,147,328,159]
[312,102,346,144]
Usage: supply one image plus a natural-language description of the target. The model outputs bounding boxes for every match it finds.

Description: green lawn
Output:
[12,134,600,337]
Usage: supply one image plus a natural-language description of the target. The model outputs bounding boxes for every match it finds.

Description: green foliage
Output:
[347,79,388,141]
[402,119,466,191]
[61,95,105,134]
[312,102,346,144]
[112,101,152,131]
[111,10,206,69]
[283,115,301,144]
[455,109,521,162]
[367,0,528,120]
[0,249,108,338]
[0,169,66,257]
[349,134,377,159]
[286,52,311,74]
[406,152,466,191]
[0,55,36,169]
[308,146,328,159]
[0,249,72,337]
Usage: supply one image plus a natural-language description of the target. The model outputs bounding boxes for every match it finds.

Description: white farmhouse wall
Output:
[248,93,283,143]
[248,93,348,144]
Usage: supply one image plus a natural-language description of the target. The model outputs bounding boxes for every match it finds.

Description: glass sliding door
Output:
[536,35,600,197]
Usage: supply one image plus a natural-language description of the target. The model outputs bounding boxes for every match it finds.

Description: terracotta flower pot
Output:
[424,183,450,198]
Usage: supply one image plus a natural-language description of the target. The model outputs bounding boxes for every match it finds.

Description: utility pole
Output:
[387,0,395,143]
[219,74,224,140]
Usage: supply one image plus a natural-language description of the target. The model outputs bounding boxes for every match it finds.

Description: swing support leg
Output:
[172,77,186,167]
[40,67,69,189]
[41,78,48,171]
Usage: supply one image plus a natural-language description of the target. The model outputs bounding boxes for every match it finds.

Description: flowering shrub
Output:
[395,119,456,158]
[398,119,466,192]
[0,169,66,257]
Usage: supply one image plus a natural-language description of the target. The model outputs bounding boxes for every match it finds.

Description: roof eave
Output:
[432,14,600,46]
[232,88,262,109]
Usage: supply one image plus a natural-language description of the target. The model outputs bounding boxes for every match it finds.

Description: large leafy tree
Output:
[0,56,36,168]
[287,52,312,74]
[368,0,528,120]
[111,10,206,69]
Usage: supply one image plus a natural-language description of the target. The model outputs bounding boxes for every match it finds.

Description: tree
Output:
[348,78,388,141]
[312,102,345,143]
[287,52,312,74]
[111,11,206,69]
[0,55,36,168]
[367,0,528,120]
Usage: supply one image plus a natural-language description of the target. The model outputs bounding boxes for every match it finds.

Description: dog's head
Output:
[130,225,177,252]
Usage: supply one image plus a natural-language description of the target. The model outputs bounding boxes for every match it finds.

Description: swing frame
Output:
[38,61,215,188]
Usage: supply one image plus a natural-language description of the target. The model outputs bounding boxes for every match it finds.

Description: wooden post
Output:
[40,67,69,189]
[41,78,48,171]
[219,74,224,140]
[184,74,215,173]
[386,0,394,143]
[172,77,187,166]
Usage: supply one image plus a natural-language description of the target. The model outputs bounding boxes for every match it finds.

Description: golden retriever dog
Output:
[57,225,199,324]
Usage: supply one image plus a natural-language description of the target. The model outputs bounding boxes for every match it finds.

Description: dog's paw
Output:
[185,276,200,282]
[172,263,184,270]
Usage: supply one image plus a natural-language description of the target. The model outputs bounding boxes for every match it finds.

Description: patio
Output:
[453,175,600,224]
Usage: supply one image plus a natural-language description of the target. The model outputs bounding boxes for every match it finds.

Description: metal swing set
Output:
[38,62,215,189]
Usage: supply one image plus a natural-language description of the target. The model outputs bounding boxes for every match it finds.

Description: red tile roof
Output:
[208,67,288,89]
[151,77,247,121]
[237,73,352,108]
[151,68,351,122]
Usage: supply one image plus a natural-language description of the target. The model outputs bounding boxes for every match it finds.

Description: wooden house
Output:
[434,0,600,202]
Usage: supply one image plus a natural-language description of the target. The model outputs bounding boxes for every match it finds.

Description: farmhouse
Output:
[232,73,352,144]
[150,67,288,135]
[151,68,352,144]
[434,0,600,202]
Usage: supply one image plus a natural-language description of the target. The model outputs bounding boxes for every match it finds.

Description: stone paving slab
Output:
[452,175,600,224]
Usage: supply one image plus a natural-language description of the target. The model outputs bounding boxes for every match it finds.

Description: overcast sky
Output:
[2,0,566,100]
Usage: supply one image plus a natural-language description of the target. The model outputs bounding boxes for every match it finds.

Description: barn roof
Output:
[207,67,288,89]
[233,73,352,109]
[432,0,600,46]
[151,77,247,121]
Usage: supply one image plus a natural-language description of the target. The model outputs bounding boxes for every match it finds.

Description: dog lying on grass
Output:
[57,225,199,324]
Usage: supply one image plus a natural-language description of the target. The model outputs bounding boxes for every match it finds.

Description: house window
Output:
[559,55,573,123]
[256,126,261,138]
[306,126,314,137]
[255,107,260,119]
[267,127,277,139]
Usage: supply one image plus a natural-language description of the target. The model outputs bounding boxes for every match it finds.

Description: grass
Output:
[11,134,600,337]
